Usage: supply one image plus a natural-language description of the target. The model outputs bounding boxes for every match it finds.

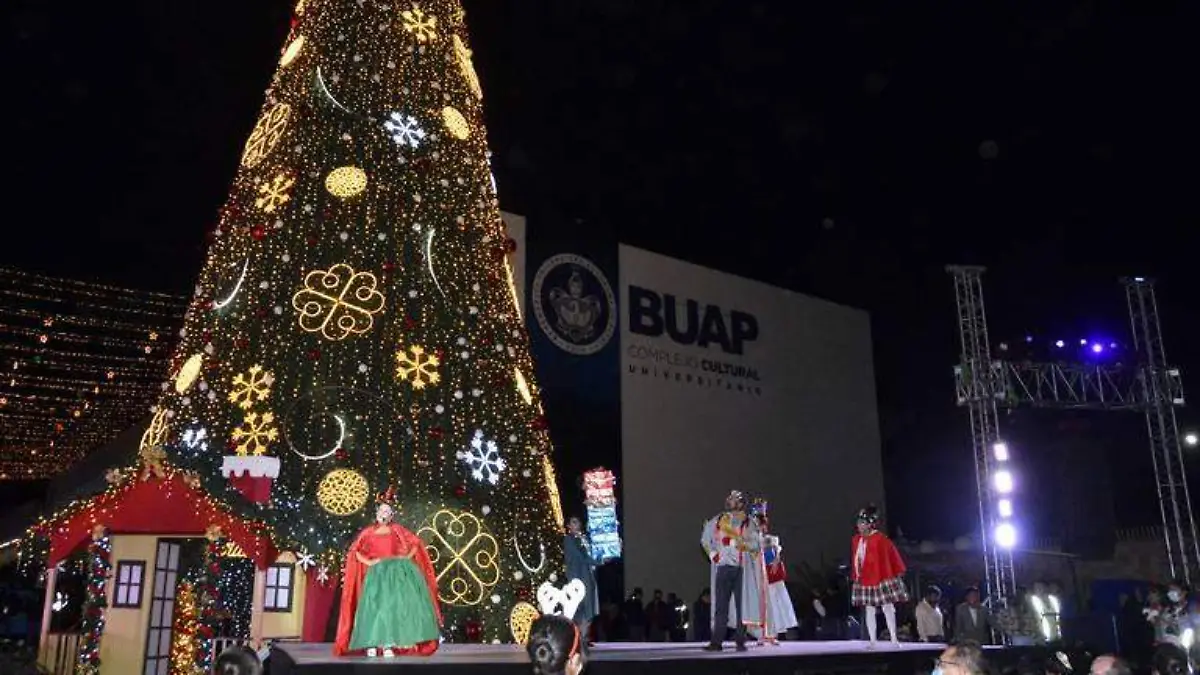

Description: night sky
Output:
[3,1,1198,542]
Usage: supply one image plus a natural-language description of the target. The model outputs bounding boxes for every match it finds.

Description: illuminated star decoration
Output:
[229,365,275,410]
[395,344,440,390]
[457,430,506,485]
[254,172,295,213]
[231,412,279,456]
[400,6,438,42]
[384,113,426,149]
[296,551,316,571]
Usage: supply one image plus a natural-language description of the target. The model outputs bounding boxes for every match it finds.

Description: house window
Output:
[113,561,146,608]
[264,564,294,612]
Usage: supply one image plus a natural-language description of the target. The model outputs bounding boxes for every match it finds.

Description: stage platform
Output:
[270,640,1027,675]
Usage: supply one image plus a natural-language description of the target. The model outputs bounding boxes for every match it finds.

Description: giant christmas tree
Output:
[154,0,565,641]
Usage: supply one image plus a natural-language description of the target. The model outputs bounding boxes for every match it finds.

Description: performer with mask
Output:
[564,515,599,642]
[850,505,908,648]
[701,490,759,652]
[759,503,798,643]
[334,489,442,657]
[726,498,769,642]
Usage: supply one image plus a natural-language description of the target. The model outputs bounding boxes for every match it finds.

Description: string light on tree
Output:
[108,0,570,642]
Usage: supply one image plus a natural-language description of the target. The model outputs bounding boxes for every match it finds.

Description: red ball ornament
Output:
[454,485,467,498]
[307,348,322,361]
[465,620,483,643]
[335,447,349,461]
[251,226,266,241]
[254,307,268,319]
[404,316,417,330]
[429,426,444,440]
[382,261,396,274]
[307,234,319,247]
[530,415,549,432]
[234,338,250,350]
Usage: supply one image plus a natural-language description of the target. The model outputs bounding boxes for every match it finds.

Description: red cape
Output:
[850,531,906,586]
[333,523,442,656]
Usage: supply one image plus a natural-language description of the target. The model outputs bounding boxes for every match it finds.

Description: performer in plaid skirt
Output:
[850,505,907,648]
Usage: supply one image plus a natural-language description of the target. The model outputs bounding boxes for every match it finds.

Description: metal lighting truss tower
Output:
[947,266,1014,606]
[948,267,1197,590]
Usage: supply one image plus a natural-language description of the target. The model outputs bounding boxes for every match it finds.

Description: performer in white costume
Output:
[759,505,798,642]
[701,490,760,651]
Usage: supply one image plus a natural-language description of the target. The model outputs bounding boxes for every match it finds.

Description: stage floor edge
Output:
[270,640,1031,675]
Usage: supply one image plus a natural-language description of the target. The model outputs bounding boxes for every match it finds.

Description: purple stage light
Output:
[1091,343,1104,354]
[1055,340,1065,348]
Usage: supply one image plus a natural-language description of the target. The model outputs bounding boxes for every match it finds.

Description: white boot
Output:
[383,647,396,658]
[883,603,900,646]
[367,648,378,658]
[865,605,878,648]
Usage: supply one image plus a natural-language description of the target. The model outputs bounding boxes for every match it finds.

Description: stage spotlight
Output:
[995,522,1017,549]
[1025,335,1033,343]
[1110,342,1118,349]
[1185,432,1198,448]
[1091,343,1104,354]
[993,442,1009,462]
[998,498,1013,517]
[1079,339,1088,346]
[1055,340,1065,348]
[994,470,1014,493]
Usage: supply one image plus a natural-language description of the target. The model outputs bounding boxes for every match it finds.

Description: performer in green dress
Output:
[334,492,442,657]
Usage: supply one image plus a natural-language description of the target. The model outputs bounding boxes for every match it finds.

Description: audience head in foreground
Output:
[935,641,987,675]
[1089,654,1129,675]
[527,614,586,675]
[214,646,262,675]
[1151,644,1188,675]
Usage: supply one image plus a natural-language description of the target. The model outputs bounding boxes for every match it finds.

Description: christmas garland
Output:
[76,527,111,675]
[192,527,227,674]
[169,581,199,675]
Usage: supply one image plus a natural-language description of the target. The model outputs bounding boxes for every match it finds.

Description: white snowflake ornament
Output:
[456,430,506,485]
[384,112,426,149]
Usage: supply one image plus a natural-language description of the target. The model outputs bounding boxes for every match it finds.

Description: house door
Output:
[143,540,181,675]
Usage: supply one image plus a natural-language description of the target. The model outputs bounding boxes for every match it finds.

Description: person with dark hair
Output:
[1089,654,1130,675]
[214,645,262,675]
[916,585,945,642]
[527,614,587,675]
[1150,644,1188,675]
[934,640,988,675]
[564,516,599,641]
[955,587,993,644]
[850,505,907,648]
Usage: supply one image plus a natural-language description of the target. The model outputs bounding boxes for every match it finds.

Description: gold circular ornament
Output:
[509,602,541,645]
[442,107,470,140]
[241,103,291,168]
[280,35,305,67]
[325,166,368,198]
[317,469,370,516]
[174,353,204,393]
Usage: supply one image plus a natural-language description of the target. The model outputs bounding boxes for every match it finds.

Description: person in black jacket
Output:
[693,588,713,642]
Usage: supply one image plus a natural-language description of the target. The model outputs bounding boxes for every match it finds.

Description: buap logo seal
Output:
[531,253,616,356]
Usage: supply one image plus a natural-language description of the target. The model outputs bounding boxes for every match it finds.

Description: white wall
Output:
[618,245,884,597]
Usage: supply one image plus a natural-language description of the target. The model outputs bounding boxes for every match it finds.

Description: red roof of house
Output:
[45,470,277,569]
